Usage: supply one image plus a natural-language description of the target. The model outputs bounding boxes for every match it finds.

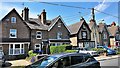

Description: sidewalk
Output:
[94,55,120,61]
[7,59,31,66]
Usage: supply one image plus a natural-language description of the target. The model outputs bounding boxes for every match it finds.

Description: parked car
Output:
[97,45,117,55]
[0,51,5,66]
[77,48,99,56]
[26,53,101,68]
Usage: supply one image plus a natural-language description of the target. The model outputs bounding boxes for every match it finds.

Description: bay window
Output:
[9,44,24,55]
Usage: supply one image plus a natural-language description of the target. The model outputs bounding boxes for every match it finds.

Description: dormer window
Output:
[36,31,42,39]
[57,32,62,39]
[11,17,16,23]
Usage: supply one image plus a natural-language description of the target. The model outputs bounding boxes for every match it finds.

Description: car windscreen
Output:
[29,56,57,68]
[38,56,57,67]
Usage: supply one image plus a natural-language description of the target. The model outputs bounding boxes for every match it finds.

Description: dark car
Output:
[97,45,116,55]
[26,53,101,68]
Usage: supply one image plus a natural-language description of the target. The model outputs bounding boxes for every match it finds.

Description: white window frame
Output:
[9,29,17,38]
[36,31,42,39]
[9,43,24,55]
[34,44,41,51]
[103,33,107,39]
[11,17,16,23]
[57,32,62,39]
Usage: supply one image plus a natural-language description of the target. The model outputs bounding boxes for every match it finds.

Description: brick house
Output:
[25,8,71,54]
[0,7,71,60]
[108,22,120,48]
[0,8,30,60]
[68,17,95,49]
[98,23,110,46]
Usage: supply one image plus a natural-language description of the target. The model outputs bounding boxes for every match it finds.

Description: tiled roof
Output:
[89,21,97,29]
[68,20,84,35]
[25,16,60,30]
[108,26,118,36]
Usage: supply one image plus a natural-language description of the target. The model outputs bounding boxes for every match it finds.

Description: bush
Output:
[91,48,107,54]
[26,50,38,63]
[50,45,69,54]
[65,50,77,53]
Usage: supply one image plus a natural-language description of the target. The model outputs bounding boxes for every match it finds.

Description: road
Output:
[99,57,120,68]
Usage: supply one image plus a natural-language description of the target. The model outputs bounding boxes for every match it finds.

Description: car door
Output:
[67,55,86,68]
[82,54,100,68]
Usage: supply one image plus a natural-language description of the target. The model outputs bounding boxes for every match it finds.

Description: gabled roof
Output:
[1,8,23,21]
[108,26,118,36]
[89,21,97,29]
[68,19,91,35]
[48,15,71,33]
[98,23,110,35]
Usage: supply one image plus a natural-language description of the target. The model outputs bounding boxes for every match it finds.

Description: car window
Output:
[39,56,57,67]
[83,55,95,62]
[51,56,70,68]
[71,56,83,65]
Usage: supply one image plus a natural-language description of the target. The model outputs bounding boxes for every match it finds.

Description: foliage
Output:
[65,50,77,53]
[50,45,69,54]
[26,50,38,63]
[91,48,107,53]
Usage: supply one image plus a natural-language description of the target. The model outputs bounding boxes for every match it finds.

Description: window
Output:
[36,31,42,39]
[58,23,61,27]
[0,46,3,51]
[71,56,83,65]
[11,17,16,23]
[9,44,24,55]
[10,29,17,38]
[35,44,41,51]
[82,31,87,39]
[103,33,107,39]
[57,32,62,39]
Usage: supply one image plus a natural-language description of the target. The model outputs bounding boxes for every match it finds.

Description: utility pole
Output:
[91,8,97,48]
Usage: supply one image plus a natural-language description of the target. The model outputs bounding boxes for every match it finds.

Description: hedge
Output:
[50,45,69,54]
[65,50,77,53]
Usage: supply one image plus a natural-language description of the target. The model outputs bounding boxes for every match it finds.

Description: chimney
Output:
[22,7,29,21]
[40,9,46,25]
[80,17,84,21]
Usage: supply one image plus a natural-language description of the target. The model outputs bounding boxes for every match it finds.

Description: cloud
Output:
[94,0,110,14]
[0,3,37,20]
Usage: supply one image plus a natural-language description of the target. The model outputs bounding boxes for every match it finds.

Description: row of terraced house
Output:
[0,7,120,60]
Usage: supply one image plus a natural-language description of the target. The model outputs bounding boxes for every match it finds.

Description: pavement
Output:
[94,55,120,61]
[3,55,120,67]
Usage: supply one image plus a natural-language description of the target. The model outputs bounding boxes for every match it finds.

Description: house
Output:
[108,22,120,48]
[68,17,95,48]
[0,7,71,60]
[23,8,71,54]
[89,8,100,48]
[0,8,30,60]
[98,23,110,46]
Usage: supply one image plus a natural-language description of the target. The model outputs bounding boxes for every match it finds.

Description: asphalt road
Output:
[99,57,120,68]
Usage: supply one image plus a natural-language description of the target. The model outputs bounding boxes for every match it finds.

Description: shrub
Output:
[91,48,107,54]
[50,45,69,54]
[65,50,77,53]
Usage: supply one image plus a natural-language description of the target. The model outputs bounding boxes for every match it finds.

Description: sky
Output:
[0,0,119,26]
